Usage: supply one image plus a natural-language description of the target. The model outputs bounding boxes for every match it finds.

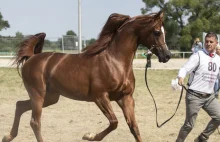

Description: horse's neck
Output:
[109,33,138,67]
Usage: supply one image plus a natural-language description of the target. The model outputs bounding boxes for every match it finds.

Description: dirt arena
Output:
[1,58,219,142]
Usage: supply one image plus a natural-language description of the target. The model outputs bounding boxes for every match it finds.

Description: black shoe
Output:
[194,135,207,142]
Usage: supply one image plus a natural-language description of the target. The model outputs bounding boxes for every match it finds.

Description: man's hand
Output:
[178,77,184,86]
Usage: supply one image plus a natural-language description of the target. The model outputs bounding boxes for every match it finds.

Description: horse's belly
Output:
[49,80,93,102]
[48,67,92,101]
[59,90,93,102]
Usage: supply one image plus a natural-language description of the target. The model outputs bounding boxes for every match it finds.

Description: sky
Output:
[0,0,158,40]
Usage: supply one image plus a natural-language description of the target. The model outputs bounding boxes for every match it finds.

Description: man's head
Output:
[194,38,200,45]
[195,38,200,42]
[204,32,219,53]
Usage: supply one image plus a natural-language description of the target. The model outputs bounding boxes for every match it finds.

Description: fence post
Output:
[62,36,64,53]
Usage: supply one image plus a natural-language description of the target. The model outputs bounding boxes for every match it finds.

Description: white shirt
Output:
[178,48,220,94]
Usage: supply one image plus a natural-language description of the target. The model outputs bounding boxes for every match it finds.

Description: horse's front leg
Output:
[82,92,118,141]
[117,95,142,142]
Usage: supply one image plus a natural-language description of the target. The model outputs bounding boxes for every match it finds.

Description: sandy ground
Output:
[1,58,219,142]
[1,76,219,142]
[0,58,14,67]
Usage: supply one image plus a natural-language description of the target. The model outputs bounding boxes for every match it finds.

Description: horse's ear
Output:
[155,10,164,20]
[159,11,164,19]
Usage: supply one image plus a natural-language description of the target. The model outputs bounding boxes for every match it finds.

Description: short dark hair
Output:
[205,32,218,40]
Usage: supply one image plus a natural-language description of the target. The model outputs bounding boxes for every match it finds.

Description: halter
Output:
[148,20,167,53]
[145,67,185,128]
[148,40,167,53]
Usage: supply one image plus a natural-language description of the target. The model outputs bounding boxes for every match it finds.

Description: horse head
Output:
[138,11,171,63]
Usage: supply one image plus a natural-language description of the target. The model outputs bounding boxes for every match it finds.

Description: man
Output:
[191,38,203,53]
[176,32,220,142]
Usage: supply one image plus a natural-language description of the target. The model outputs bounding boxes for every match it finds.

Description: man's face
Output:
[205,36,218,53]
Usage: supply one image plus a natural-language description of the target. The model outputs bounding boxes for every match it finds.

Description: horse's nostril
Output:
[166,55,171,60]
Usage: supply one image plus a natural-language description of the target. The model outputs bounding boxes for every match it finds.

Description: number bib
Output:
[188,51,220,94]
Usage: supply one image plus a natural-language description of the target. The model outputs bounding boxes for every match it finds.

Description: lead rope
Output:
[145,64,220,134]
[144,63,186,128]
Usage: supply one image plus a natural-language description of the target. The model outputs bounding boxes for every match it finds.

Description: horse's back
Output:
[22,52,81,75]
[22,52,83,82]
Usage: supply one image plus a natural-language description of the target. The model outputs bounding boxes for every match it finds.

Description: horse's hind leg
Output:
[2,89,59,142]
[30,96,44,142]
[117,95,142,142]
[30,90,60,142]
[2,100,32,142]
[82,93,118,141]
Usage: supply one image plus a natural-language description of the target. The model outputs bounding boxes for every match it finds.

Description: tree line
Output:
[141,0,220,51]
[1,0,220,52]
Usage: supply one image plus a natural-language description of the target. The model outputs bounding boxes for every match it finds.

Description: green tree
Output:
[63,30,78,50]
[0,12,10,31]
[66,30,77,36]
[13,32,24,49]
[15,31,24,38]
[141,0,220,51]
[86,38,96,46]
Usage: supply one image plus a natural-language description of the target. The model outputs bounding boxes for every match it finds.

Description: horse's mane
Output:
[82,13,130,57]
[82,12,163,57]
[129,13,162,29]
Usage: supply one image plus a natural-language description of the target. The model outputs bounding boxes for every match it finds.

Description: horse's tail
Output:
[13,32,46,74]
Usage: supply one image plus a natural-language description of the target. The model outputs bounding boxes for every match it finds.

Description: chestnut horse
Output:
[2,11,171,142]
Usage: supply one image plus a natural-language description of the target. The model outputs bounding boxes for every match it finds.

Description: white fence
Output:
[166,51,192,58]
[135,51,192,59]
[0,51,192,59]
[0,36,193,59]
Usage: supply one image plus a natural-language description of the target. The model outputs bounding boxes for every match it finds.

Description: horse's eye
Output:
[154,31,161,36]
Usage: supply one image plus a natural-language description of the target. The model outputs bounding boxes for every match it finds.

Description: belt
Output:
[188,89,212,98]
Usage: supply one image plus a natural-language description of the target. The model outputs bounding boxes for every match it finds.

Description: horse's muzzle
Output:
[159,52,171,63]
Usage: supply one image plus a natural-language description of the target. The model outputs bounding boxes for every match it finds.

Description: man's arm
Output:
[177,52,200,85]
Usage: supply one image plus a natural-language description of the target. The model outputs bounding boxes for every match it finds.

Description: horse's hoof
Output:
[2,135,12,142]
[82,133,96,141]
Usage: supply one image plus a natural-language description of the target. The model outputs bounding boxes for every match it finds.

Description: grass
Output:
[0,68,219,142]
